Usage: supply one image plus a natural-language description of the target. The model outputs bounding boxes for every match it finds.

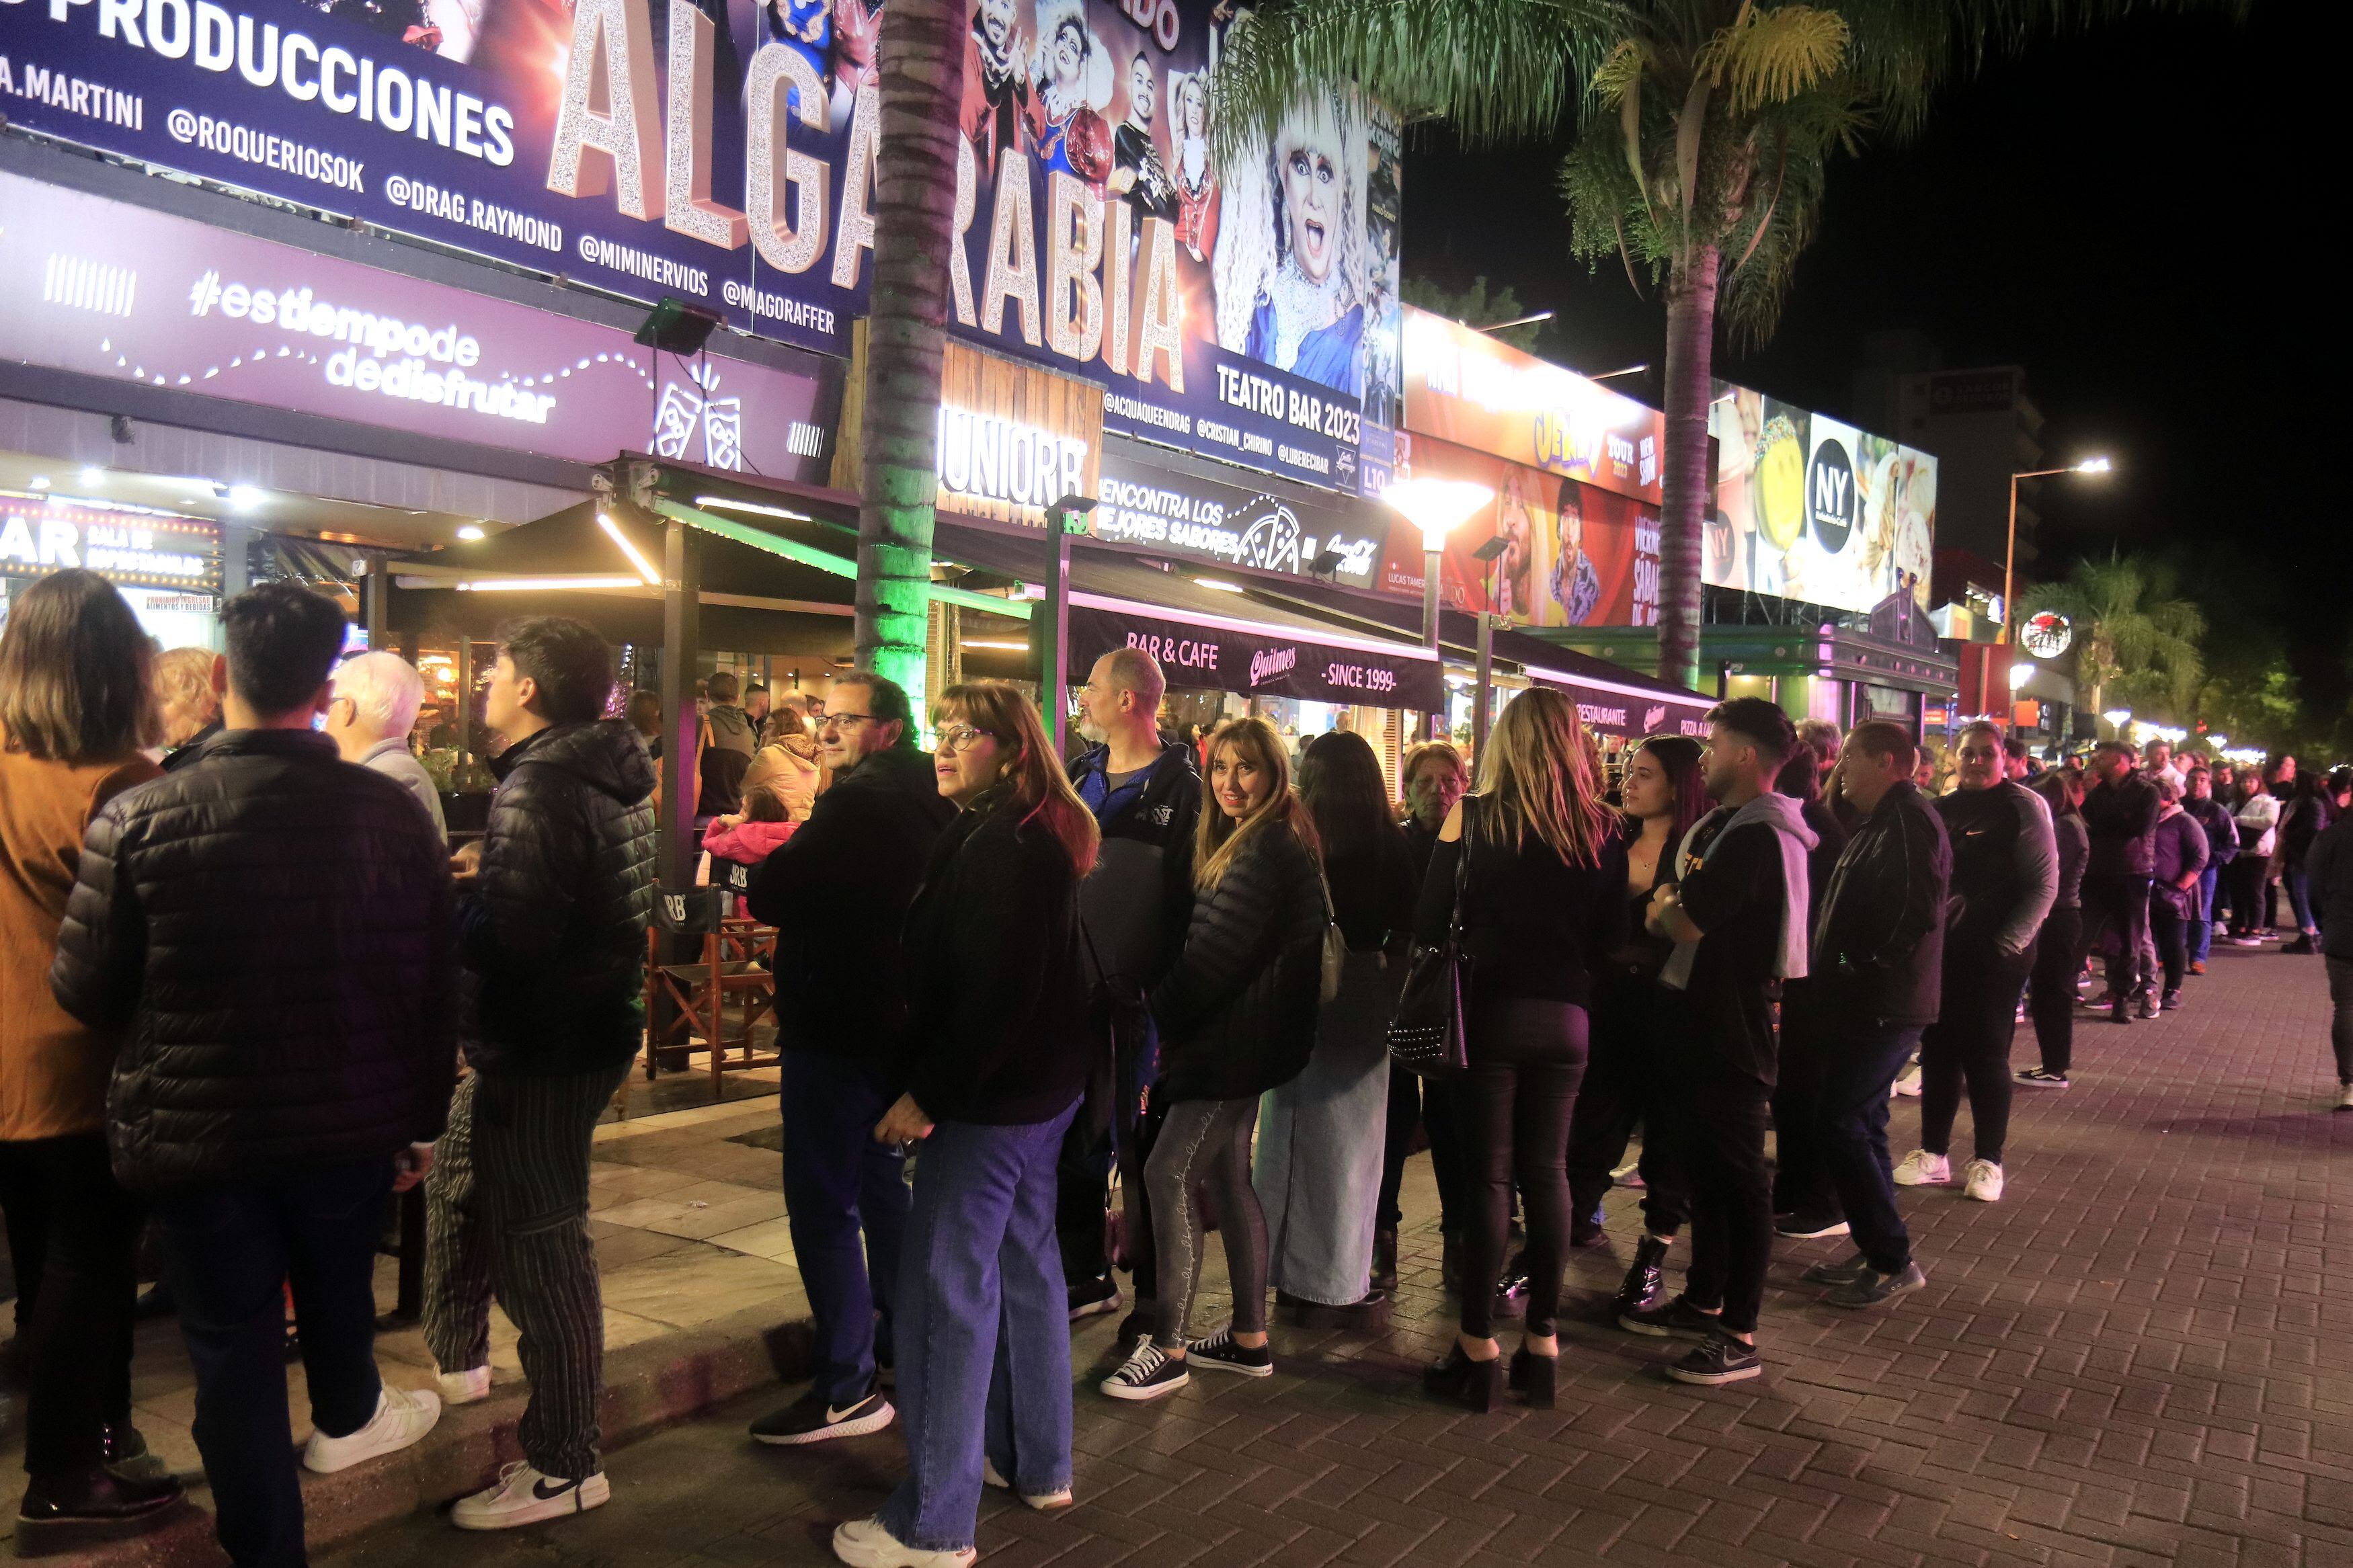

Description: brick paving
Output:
[323,938,2350,1568]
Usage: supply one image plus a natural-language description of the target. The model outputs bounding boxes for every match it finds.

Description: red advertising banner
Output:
[1374,434,1660,628]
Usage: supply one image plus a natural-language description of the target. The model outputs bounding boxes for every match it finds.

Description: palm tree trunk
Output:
[1656,243,1719,692]
[853,0,965,693]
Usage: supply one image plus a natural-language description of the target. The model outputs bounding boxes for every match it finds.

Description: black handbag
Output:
[1386,798,1475,1075]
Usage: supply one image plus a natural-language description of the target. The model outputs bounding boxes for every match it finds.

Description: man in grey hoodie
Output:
[1621,697,1814,1388]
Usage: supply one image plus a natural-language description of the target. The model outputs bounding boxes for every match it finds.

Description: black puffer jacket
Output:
[49,729,456,1194]
[1149,819,1326,1103]
[747,745,957,1055]
[895,788,1090,1126]
[461,720,655,1077]
[1810,780,1952,1027]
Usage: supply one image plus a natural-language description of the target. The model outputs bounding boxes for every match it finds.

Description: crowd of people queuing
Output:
[1,567,2348,1568]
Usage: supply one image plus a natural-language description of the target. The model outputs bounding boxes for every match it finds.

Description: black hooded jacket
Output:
[460,720,656,1077]
[747,745,957,1055]
[50,729,457,1194]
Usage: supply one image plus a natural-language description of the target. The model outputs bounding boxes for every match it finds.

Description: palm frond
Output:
[1698,5,1849,114]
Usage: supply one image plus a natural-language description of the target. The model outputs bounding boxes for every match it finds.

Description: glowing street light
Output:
[2102,708,2132,738]
[1386,477,1494,653]
[2005,455,2114,643]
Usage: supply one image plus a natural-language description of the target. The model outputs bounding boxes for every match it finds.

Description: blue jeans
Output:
[151,1159,391,1568]
[1814,1022,1923,1276]
[780,1051,908,1405]
[2286,864,2319,935]
[878,1105,1077,1553]
[2191,867,2220,963]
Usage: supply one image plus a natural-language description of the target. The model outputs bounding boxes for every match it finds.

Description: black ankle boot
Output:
[1508,1347,1558,1409]
[1371,1228,1400,1293]
[1423,1346,1505,1413]
[1611,1234,1671,1318]
[17,1465,186,1554]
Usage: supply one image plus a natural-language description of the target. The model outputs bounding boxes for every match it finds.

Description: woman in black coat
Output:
[1101,717,1326,1403]
[834,683,1101,1565]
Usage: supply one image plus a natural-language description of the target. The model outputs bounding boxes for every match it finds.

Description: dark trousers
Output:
[2027,907,2083,1074]
[1814,1022,1921,1277]
[2285,865,2319,935]
[2229,858,2270,937]
[2327,957,2353,1083]
[1919,951,2031,1165]
[1378,1063,1466,1237]
[1054,991,1154,1294]
[153,1159,391,1568]
[1767,983,1836,1221]
[1669,1064,1773,1335]
[1566,981,1687,1236]
[0,1132,141,1474]
[1458,997,1589,1338]
[2151,900,2190,994]
[424,1063,627,1481]
[780,1050,908,1405]
[2084,873,2153,997]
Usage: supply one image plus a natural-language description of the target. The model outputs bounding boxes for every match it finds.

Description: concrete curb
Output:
[65,1307,806,1568]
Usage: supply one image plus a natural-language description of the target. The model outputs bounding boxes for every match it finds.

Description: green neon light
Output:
[650,499,1031,621]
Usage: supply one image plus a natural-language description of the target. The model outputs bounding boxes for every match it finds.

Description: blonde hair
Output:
[937,682,1100,876]
[153,646,220,730]
[1476,688,1615,868]
[1194,716,1318,891]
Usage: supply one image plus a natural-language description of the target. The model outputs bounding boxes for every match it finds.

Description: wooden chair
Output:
[643,886,782,1099]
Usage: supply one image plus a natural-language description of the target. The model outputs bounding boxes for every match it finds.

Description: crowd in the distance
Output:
[2,567,2346,1568]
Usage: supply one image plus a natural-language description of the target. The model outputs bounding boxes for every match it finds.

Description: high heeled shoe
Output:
[1508,1348,1558,1409]
[1423,1346,1505,1413]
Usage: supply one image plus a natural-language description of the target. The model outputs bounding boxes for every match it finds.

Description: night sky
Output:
[1402,3,2337,708]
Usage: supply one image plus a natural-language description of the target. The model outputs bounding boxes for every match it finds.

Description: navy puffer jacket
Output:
[50,729,457,1194]
[460,720,656,1076]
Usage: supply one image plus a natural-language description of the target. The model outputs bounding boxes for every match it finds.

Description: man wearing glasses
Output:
[744,673,956,1446]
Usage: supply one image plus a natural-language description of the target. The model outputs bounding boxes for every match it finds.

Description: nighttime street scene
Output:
[0,1,2343,1566]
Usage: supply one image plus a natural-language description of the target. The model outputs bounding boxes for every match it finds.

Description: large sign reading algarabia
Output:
[0,0,1404,495]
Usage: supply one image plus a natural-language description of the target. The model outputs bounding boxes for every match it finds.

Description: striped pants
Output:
[424,1063,628,1481]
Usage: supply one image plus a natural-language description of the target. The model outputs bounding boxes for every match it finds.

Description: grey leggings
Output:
[1144,1096,1267,1348]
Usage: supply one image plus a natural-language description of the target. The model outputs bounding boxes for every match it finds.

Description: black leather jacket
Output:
[1809,780,1952,1027]
[460,720,655,1077]
[2083,771,2161,878]
[50,729,456,1194]
[1149,820,1326,1103]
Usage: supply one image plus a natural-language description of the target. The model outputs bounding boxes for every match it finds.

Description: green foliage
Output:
[1400,275,1544,348]
[2015,553,2204,722]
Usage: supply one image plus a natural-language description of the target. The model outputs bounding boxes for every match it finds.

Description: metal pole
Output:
[1472,612,1495,759]
[1422,544,1444,743]
[1039,516,1072,749]
[2001,473,2020,647]
[454,638,473,762]
[362,559,386,649]
[657,516,701,897]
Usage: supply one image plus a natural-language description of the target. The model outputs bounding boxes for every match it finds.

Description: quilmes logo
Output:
[1248,646,1298,686]
[1644,704,1667,733]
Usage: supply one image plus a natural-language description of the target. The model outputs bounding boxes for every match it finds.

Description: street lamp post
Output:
[1384,477,1494,743]
[2003,456,2112,641]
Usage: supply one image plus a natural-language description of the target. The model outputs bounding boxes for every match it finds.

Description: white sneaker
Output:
[1890,1065,1924,1099]
[2335,1083,2353,1112]
[302,1384,442,1474]
[1962,1159,2005,1202]
[1891,1150,1950,1187]
[450,1462,611,1530]
[832,1515,976,1568]
[438,1366,492,1406]
[982,1458,1074,1511]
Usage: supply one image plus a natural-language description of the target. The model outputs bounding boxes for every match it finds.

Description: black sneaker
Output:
[1797,1251,1872,1286]
[1823,1261,1928,1309]
[1618,1294,1720,1339]
[1773,1210,1850,1241]
[748,1385,895,1446]
[1067,1277,1123,1323]
[1611,1235,1671,1319]
[1115,1305,1155,1346]
[1186,1327,1273,1378]
[2015,1067,2071,1089]
[1665,1331,1762,1387]
[1100,1341,1189,1402]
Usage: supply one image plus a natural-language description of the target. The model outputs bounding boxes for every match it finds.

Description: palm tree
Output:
[852,0,967,694]
[2016,554,2204,729]
[1213,0,2237,688]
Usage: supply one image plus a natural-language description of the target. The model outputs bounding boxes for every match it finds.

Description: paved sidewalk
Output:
[316,938,2351,1568]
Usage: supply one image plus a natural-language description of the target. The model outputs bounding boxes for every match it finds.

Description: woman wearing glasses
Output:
[833,684,1101,1568]
[1101,716,1328,1402]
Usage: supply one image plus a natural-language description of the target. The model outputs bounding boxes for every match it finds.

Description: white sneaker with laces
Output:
[1962,1159,2005,1202]
[982,1458,1074,1511]
[1890,1149,1950,1187]
[301,1385,442,1474]
[450,1461,611,1530]
[832,1516,976,1568]
[1890,1065,1924,1099]
[2335,1083,2353,1112]
[437,1366,491,1406]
